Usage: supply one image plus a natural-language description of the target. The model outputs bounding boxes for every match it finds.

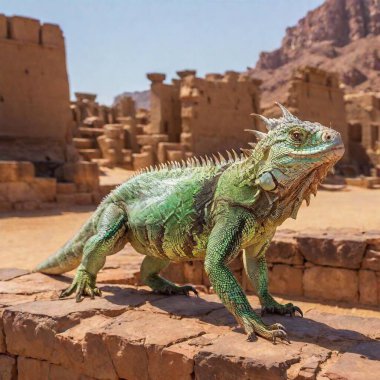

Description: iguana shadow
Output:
[102,284,380,361]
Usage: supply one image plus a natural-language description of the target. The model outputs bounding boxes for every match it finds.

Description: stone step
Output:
[73,137,94,149]
[78,149,102,161]
[56,182,76,194]
[1,266,379,380]
[78,127,105,138]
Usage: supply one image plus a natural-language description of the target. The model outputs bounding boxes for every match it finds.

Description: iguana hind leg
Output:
[243,245,303,317]
[60,203,128,302]
[141,256,198,296]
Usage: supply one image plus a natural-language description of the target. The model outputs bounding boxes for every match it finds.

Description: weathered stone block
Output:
[57,182,76,194]
[0,14,7,38]
[63,162,99,192]
[9,16,40,43]
[136,134,169,147]
[0,354,16,380]
[183,261,204,285]
[13,201,39,211]
[266,235,303,265]
[359,270,378,305]
[0,182,33,203]
[99,311,205,380]
[150,343,194,380]
[73,137,93,150]
[303,266,358,302]
[18,356,96,380]
[162,263,186,284]
[56,193,76,204]
[0,161,35,182]
[41,23,63,47]
[194,331,301,380]
[324,342,380,380]
[132,152,153,170]
[157,142,185,163]
[362,248,380,271]
[0,201,12,212]
[297,233,366,269]
[18,357,49,380]
[79,149,101,161]
[269,265,303,296]
[31,178,57,202]
[74,192,93,205]
[104,124,124,140]
[167,150,185,162]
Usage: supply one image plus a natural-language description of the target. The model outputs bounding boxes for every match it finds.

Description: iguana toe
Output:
[261,303,303,317]
[271,329,290,344]
[152,283,198,297]
[59,269,101,302]
[269,322,286,331]
[180,285,199,297]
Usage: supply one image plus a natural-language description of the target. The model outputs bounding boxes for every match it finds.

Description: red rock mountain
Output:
[249,0,380,108]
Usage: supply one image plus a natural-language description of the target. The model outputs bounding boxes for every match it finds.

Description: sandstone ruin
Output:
[0,15,99,211]
[70,70,262,172]
[345,92,380,174]
[263,66,350,163]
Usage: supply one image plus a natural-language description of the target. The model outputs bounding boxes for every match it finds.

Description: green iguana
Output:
[36,104,344,343]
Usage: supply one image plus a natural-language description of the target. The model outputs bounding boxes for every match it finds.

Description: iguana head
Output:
[246,103,344,201]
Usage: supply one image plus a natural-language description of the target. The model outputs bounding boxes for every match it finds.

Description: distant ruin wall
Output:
[180,72,262,156]
[163,229,380,307]
[265,67,350,163]
[0,15,72,162]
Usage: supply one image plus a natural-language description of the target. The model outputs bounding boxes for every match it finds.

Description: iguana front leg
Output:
[243,244,303,317]
[205,211,288,343]
[141,256,198,296]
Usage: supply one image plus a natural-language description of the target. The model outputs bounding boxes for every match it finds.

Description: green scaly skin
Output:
[35,103,344,343]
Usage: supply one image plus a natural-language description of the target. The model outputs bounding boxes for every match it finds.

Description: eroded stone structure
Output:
[263,66,350,163]
[179,71,262,156]
[345,92,380,173]
[73,70,262,172]
[1,230,380,379]
[0,15,74,166]
[0,15,99,211]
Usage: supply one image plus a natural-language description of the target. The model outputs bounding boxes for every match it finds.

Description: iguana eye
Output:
[291,130,303,142]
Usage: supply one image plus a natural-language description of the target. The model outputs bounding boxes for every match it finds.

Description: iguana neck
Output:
[235,155,326,226]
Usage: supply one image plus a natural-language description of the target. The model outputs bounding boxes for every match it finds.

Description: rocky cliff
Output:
[249,0,380,107]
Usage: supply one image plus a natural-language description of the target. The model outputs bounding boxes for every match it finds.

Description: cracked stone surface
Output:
[1,268,380,380]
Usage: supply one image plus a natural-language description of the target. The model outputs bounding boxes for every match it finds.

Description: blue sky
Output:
[1,1,324,104]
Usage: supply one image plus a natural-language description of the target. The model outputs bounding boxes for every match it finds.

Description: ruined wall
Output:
[180,71,262,156]
[264,67,349,163]
[0,15,72,163]
[164,229,380,307]
[345,92,380,169]
[147,73,181,142]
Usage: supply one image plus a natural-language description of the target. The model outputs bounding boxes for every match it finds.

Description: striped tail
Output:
[34,216,95,274]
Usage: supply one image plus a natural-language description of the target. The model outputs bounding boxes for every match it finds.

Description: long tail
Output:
[34,197,112,274]
[34,215,96,274]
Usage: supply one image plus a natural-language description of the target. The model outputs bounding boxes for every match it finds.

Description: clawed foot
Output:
[153,284,199,297]
[60,269,102,302]
[242,314,290,344]
[261,302,303,317]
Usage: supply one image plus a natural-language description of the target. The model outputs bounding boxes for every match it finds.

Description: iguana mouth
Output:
[287,143,344,158]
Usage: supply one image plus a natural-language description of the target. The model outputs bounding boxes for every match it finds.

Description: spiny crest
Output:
[131,149,245,178]
[247,102,300,136]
